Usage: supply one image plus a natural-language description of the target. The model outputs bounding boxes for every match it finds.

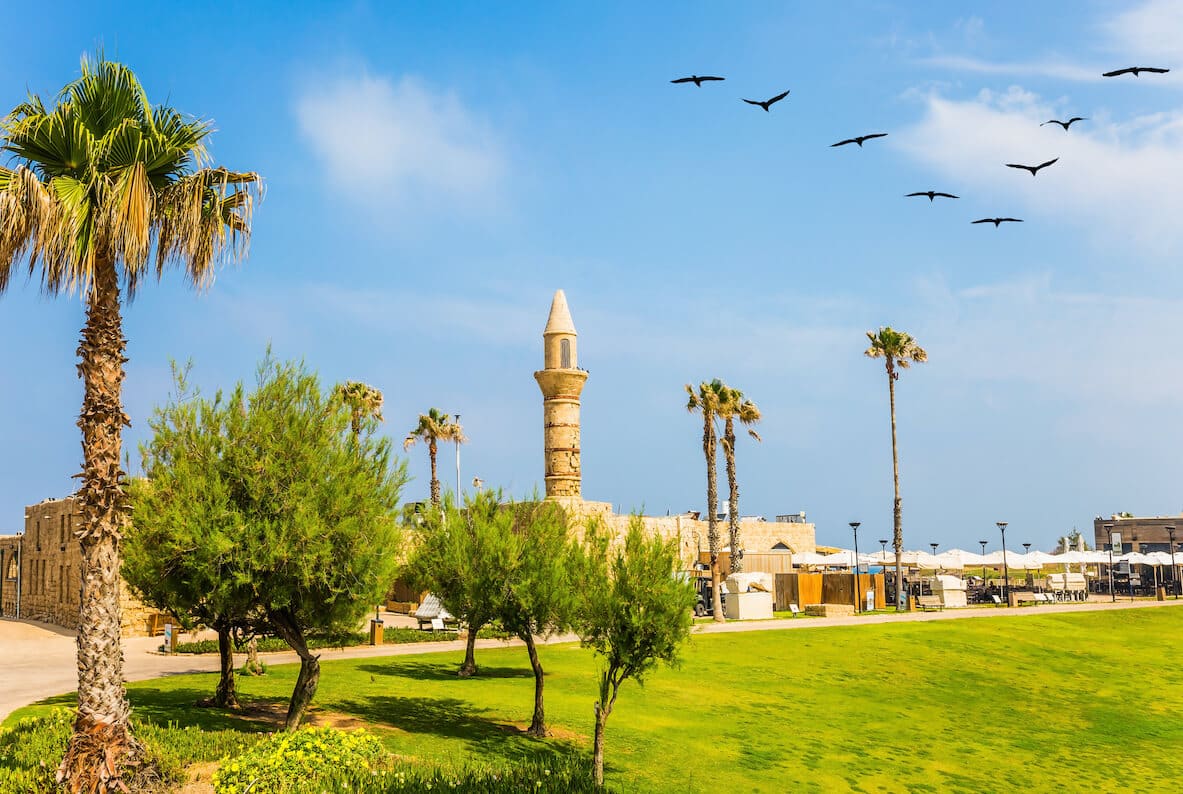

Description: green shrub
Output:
[212,727,384,793]
[174,629,460,655]
[0,710,70,793]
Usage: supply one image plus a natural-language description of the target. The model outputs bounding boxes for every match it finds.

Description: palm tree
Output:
[332,381,384,439]
[717,386,762,574]
[686,380,728,622]
[864,327,927,612]
[0,55,260,789]
[404,408,465,506]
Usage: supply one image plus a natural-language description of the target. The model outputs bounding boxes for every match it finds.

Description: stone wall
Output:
[12,496,166,637]
[0,535,19,617]
[555,497,816,568]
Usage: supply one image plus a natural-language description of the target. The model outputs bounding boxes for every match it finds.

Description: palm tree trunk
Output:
[889,367,904,611]
[523,630,548,737]
[429,438,440,506]
[58,256,142,791]
[724,417,741,574]
[704,412,724,622]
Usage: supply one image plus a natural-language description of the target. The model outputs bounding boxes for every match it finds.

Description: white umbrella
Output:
[982,550,1029,568]
[913,551,945,570]
[792,552,831,567]
[860,550,897,565]
[1023,551,1059,568]
[818,550,858,567]
[1144,551,1174,567]
[936,549,984,569]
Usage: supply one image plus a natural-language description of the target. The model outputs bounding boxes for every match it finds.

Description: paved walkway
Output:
[3,597,1180,722]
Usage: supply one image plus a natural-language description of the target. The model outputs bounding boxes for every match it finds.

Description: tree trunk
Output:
[458,624,479,677]
[888,366,904,611]
[592,675,619,789]
[429,438,440,506]
[270,610,321,730]
[725,417,741,574]
[704,411,724,622]
[523,631,548,737]
[58,257,142,792]
[214,625,239,709]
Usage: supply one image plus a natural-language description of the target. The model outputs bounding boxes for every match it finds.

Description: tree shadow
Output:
[127,687,284,733]
[335,695,584,764]
[358,659,532,682]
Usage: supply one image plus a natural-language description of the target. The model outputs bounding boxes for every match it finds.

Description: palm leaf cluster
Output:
[0,56,260,296]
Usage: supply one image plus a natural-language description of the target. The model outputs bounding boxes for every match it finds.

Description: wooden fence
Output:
[775,573,886,611]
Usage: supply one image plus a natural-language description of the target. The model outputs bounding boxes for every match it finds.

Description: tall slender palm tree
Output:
[332,381,384,439]
[864,327,927,612]
[0,55,260,790]
[686,380,727,622]
[717,386,762,574]
[404,408,465,506]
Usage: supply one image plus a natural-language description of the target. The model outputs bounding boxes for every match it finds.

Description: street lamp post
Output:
[850,522,862,614]
[1168,526,1178,599]
[1104,523,1115,603]
[1022,542,1031,585]
[997,522,1010,605]
[979,540,988,586]
[879,539,888,555]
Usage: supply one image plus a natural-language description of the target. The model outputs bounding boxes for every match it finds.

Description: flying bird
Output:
[670,75,725,87]
[1041,117,1087,130]
[1005,158,1058,176]
[742,89,790,112]
[972,218,1023,227]
[831,133,888,148]
[906,191,958,201]
[1102,67,1170,77]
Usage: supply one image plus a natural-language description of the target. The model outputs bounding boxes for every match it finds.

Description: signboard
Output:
[1111,531,1122,553]
[866,589,875,611]
[163,623,173,654]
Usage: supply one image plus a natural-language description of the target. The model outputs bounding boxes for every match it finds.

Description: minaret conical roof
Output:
[543,289,577,335]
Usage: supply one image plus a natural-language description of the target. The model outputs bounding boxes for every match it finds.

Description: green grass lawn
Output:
[10,608,1183,792]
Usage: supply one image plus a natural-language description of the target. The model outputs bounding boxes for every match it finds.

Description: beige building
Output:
[0,495,165,637]
[534,290,815,566]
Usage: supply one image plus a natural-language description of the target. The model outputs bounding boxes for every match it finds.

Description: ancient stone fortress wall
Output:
[553,498,816,568]
[8,496,165,637]
[0,534,19,617]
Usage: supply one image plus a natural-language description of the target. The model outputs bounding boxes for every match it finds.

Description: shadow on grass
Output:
[127,687,284,733]
[334,694,582,763]
[358,659,532,682]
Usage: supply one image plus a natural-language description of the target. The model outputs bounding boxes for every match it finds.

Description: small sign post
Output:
[163,623,174,655]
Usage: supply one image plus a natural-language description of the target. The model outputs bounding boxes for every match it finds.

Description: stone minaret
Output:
[534,289,588,499]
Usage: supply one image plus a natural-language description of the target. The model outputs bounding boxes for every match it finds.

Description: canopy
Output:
[981,550,1029,568]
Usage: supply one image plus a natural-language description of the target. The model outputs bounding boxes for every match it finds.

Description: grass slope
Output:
[10,609,1183,792]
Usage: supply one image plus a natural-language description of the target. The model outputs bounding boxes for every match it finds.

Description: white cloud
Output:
[895,86,1183,257]
[917,55,1102,83]
[295,72,504,208]
[1105,0,1183,61]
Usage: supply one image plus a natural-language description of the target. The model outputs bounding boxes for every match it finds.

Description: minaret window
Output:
[560,338,571,369]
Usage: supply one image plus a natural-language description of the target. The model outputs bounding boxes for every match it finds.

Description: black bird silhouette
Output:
[972,218,1023,227]
[831,133,888,147]
[1102,67,1170,77]
[1041,117,1087,130]
[670,75,725,86]
[906,191,959,201]
[742,89,790,112]
[1005,158,1058,176]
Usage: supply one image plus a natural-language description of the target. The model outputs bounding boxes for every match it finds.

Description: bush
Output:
[173,629,460,655]
[0,710,70,793]
[212,727,384,793]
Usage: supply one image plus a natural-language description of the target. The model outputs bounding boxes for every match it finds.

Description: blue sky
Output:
[3,1,1183,550]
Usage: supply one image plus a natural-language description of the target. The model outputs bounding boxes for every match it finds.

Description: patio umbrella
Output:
[818,550,858,567]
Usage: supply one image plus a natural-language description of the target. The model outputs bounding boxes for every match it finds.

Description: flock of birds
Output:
[671,65,1172,228]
